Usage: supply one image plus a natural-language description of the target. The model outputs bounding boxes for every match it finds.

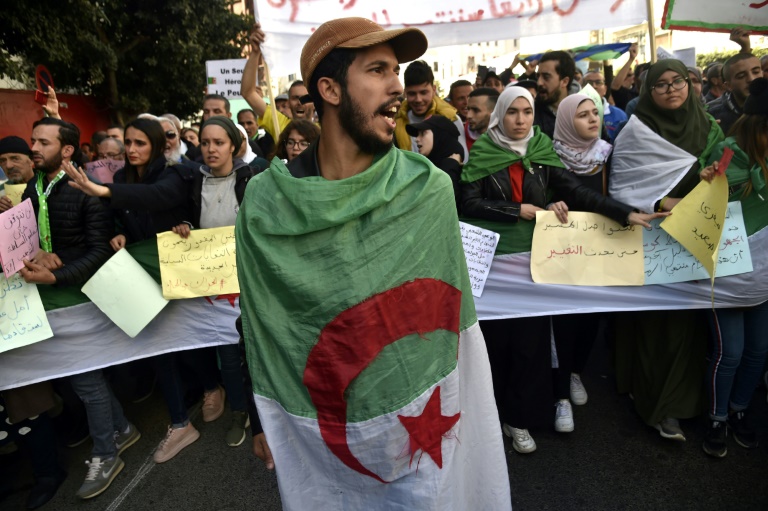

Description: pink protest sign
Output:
[84,159,125,184]
[0,198,40,277]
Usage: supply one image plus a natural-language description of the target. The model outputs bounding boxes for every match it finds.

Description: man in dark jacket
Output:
[708,53,762,135]
[21,118,141,501]
[534,51,575,138]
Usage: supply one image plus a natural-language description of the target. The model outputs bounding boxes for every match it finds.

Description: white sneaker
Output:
[555,400,574,433]
[570,373,588,405]
[502,424,537,453]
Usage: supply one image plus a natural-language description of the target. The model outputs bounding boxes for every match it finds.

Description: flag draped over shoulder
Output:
[236,148,511,511]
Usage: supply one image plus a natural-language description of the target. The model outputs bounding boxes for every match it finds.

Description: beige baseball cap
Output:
[300,17,428,85]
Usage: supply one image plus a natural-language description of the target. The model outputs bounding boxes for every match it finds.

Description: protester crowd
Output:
[0,19,767,510]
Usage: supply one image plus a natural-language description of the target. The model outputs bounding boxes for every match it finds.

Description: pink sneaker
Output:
[153,424,200,463]
[202,386,226,422]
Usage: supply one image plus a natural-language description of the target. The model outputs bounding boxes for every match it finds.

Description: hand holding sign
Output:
[660,148,733,278]
[0,198,40,278]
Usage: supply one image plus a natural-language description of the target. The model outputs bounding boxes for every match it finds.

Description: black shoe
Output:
[26,472,66,510]
[702,420,727,458]
[729,410,758,449]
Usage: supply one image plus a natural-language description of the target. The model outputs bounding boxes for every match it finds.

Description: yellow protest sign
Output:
[4,184,26,206]
[531,211,644,286]
[157,226,239,299]
[660,174,728,278]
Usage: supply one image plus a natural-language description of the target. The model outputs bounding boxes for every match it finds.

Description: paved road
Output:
[3,337,768,511]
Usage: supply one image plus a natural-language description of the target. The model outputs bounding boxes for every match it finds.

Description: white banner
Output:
[0,297,239,391]
[255,0,647,78]
[206,59,248,99]
[662,0,768,32]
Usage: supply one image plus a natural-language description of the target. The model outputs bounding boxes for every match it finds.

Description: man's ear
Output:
[61,145,75,159]
[317,77,341,107]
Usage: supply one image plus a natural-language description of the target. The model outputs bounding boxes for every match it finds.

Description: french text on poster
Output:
[0,273,53,354]
[0,198,40,277]
[459,222,499,297]
[205,59,247,100]
[644,202,753,285]
[157,227,239,299]
[531,211,644,286]
[82,249,169,337]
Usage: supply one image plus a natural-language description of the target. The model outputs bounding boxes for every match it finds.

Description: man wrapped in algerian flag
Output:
[236,18,511,511]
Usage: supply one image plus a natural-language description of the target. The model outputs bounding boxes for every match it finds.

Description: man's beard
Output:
[538,87,561,106]
[338,86,393,155]
[34,153,63,174]
[165,146,183,163]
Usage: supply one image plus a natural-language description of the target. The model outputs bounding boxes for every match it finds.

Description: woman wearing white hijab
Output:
[460,87,662,454]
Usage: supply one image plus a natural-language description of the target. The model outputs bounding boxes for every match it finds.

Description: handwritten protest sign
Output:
[256,0,646,78]
[157,227,239,299]
[0,273,53,354]
[663,0,768,33]
[644,202,753,285]
[2,183,27,207]
[82,249,169,337]
[84,159,125,184]
[660,165,729,278]
[531,211,643,286]
[459,222,500,297]
[0,198,40,277]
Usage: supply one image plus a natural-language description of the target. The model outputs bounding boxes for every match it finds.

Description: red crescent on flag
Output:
[303,278,462,483]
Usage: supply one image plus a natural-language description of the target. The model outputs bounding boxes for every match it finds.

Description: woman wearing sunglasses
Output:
[271,120,320,162]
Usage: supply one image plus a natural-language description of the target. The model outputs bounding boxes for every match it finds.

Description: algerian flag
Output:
[236,149,511,510]
[609,115,697,214]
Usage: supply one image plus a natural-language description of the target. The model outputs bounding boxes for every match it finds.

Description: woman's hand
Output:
[520,203,544,221]
[172,223,192,239]
[699,162,719,183]
[628,211,670,228]
[448,153,462,163]
[63,161,111,197]
[110,235,127,252]
[546,201,569,223]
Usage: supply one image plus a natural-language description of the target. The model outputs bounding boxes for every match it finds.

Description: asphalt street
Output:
[3,334,768,511]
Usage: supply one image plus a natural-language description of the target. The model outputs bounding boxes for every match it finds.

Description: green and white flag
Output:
[237,149,511,510]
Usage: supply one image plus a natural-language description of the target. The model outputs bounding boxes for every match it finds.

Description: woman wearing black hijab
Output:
[406,115,464,212]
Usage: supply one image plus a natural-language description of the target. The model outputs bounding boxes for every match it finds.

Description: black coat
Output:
[22,173,114,286]
[106,157,195,242]
[461,162,633,225]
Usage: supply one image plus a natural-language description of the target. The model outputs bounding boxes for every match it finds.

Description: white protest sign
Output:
[459,221,499,297]
[663,0,768,33]
[254,0,647,78]
[206,59,248,100]
[0,273,53,354]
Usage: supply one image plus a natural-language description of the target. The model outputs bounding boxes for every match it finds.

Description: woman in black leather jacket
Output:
[459,86,662,455]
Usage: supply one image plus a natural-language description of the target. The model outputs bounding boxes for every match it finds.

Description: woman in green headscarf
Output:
[460,87,662,455]
[612,59,724,443]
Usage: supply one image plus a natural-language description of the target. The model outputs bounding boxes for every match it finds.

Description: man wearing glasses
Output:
[583,70,627,142]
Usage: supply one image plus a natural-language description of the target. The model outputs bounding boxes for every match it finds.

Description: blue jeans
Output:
[69,370,128,459]
[218,344,246,412]
[708,300,768,420]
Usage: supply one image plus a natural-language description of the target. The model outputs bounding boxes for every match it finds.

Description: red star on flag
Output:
[397,386,460,469]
